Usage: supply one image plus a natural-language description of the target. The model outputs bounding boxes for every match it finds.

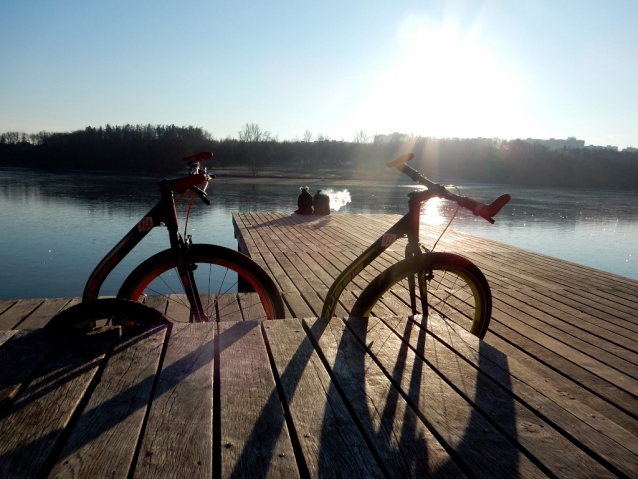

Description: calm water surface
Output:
[1,168,637,299]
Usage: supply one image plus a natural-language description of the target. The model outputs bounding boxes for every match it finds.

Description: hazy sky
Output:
[1,1,637,148]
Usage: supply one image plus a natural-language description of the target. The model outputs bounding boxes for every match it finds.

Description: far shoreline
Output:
[2,165,633,191]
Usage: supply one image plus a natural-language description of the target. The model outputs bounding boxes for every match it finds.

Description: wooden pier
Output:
[0,212,636,477]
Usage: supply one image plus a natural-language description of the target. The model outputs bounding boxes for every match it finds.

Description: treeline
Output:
[1,124,637,188]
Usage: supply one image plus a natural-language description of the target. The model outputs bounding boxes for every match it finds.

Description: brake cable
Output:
[430,185,461,253]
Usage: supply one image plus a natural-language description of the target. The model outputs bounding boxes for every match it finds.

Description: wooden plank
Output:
[420,314,638,478]
[49,325,168,479]
[233,213,638,443]
[17,297,75,329]
[382,315,621,478]
[491,302,638,395]
[0,299,44,330]
[0,330,17,348]
[271,251,317,295]
[0,327,120,478]
[492,293,638,372]
[479,320,638,438]
[133,322,215,479]
[281,291,315,319]
[342,316,547,478]
[263,318,384,478]
[511,286,638,341]
[216,293,242,321]
[144,294,169,315]
[495,289,638,360]
[219,321,298,478]
[303,317,465,478]
[232,214,251,256]
[483,311,638,423]
[0,328,62,413]
[164,294,192,322]
[238,292,268,321]
[0,300,17,317]
[199,293,218,320]
[261,252,298,293]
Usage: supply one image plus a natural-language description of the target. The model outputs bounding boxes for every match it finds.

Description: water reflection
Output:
[420,197,445,226]
[1,168,637,299]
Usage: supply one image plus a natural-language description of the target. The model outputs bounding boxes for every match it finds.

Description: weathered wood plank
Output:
[132,322,215,479]
[420,314,638,478]
[343,316,547,478]
[231,212,638,474]
[216,293,242,321]
[0,327,119,478]
[0,328,62,413]
[303,317,465,478]
[238,292,267,320]
[281,291,315,319]
[383,315,621,478]
[219,321,298,478]
[0,300,17,317]
[261,252,298,293]
[483,311,638,423]
[494,290,638,361]
[492,293,638,374]
[164,293,192,322]
[17,297,75,329]
[263,318,384,478]
[49,326,168,479]
[0,330,17,348]
[0,299,44,330]
[144,294,169,315]
[491,303,638,395]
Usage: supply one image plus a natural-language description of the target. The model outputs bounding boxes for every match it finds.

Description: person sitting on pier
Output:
[294,186,313,214]
[313,189,331,215]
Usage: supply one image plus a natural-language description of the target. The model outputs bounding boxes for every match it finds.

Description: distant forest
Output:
[1,123,637,188]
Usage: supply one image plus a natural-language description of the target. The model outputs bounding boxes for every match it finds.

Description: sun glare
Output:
[421,196,445,226]
[350,19,527,139]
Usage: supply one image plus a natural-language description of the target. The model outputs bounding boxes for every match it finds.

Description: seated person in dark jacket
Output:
[313,189,331,215]
[294,186,313,214]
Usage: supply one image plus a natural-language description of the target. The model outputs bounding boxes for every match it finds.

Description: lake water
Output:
[1,168,637,300]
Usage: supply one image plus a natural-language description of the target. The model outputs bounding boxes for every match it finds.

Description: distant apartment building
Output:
[374,132,408,143]
[520,137,585,150]
[585,145,619,151]
[519,137,627,152]
[622,147,637,153]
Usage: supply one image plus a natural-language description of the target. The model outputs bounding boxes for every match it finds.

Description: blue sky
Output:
[1,0,637,148]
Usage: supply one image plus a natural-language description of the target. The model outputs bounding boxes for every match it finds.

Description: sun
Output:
[349,20,528,139]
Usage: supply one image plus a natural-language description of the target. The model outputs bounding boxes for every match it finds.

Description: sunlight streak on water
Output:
[420,197,445,226]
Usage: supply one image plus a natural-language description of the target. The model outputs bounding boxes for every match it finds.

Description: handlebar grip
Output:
[387,153,439,189]
[386,153,414,168]
[459,194,511,222]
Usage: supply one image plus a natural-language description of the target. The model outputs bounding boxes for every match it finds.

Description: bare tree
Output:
[238,123,272,142]
[353,130,370,144]
[316,133,331,141]
[2,132,21,144]
[238,123,272,176]
[302,130,313,143]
